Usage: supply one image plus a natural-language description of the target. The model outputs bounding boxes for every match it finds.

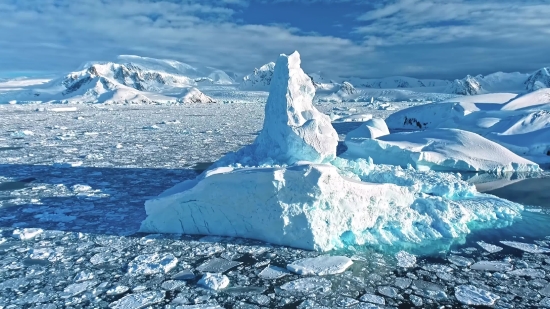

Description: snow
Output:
[344,128,540,172]
[239,62,275,90]
[344,118,389,141]
[286,256,353,275]
[197,273,229,290]
[455,285,500,306]
[177,87,215,104]
[140,51,526,252]
[525,67,550,91]
[445,75,484,95]
[385,95,550,163]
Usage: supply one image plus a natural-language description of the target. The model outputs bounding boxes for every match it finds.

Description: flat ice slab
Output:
[344,128,540,173]
[455,285,500,306]
[286,256,353,275]
[127,253,178,275]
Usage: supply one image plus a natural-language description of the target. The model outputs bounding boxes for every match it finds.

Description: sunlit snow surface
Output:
[1,103,550,308]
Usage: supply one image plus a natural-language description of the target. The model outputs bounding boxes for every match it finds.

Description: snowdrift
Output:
[344,128,539,173]
[140,51,524,252]
[385,92,550,161]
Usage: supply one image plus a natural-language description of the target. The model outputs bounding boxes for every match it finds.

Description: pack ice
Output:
[140,51,524,251]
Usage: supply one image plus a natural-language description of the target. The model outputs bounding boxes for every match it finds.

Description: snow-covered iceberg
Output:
[140,51,524,252]
[344,128,540,172]
[385,92,550,162]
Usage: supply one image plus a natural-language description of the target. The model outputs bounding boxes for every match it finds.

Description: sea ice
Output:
[197,273,229,290]
[447,255,474,267]
[258,265,291,280]
[279,277,332,295]
[12,228,43,240]
[286,255,353,275]
[196,258,241,273]
[455,285,500,306]
[395,251,416,268]
[360,293,385,305]
[500,241,550,253]
[476,241,503,253]
[127,253,178,275]
[344,128,540,172]
[509,268,546,278]
[109,291,165,309]
[470,261,513,272]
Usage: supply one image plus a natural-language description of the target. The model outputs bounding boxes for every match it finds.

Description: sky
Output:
[1,0,549,80]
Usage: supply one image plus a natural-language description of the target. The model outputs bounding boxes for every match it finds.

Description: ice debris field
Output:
[0,51,550,308]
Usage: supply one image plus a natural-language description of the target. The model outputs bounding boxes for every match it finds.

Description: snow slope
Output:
[385,93,550,162]
[344,128,539,172]
[141,51,524,252]
[239,62,275,90]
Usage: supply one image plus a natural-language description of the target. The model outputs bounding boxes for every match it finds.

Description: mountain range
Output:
[0,55,548,104]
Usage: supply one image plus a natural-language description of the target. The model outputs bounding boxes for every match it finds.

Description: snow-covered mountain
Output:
[177,87,215,104]
[347,76,450,89]
[239,62,275,90]
[525,67,550,92]
[445,75,484,95]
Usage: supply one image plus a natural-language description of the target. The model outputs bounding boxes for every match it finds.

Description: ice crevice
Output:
[140,51,524,252]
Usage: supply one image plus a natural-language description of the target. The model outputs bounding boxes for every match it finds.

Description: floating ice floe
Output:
[259,265,291,280]
[140,51,526,252]
[12,228,43,240]
[500,240,550,253]
[197,273,230,290]
[344,128,540,172]
[286,255,353,275]
[127,253,178,275]
[477,241,503,253]
[455,285,500,306]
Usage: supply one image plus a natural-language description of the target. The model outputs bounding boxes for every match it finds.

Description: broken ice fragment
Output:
[258,265,290,280]
[279,277,332,295]
[470,261,513,272]
[378,286,398,298]
[500,241,550,253]
[28,248,53,260]
[173,269,195,280]
[286,255,353,275]
[394,277,412,289]
[127,253,178,276]
[477,241,503,253]
[196,258,241,273]
[508,268,546,278]
[447,255,474,267]
[360,293,385,305]
[197,273,229,290]
[161,280,186,291]
[109,291,165,309]
[73,271,94,282]
[12,228,43,240]
[395,251,416,268]
[455,285,500,306]
[106,285,129,296]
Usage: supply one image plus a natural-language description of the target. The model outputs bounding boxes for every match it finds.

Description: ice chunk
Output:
[470,261,513,272]
[173,269,196,280]
[109,291,165,309]
[395,251,416,268]
[509,268,546,278]
[345,118,389,142]
[28,248,53,260]
[258,265,291,280]
[500,240,550,253]
[106,285,130,296]
[127,253,178,275]
[447,255,474,267]
[197,273,229,290]
[344,128,540,173]
[395,277,412,289]
[360,293,385,305]
[12,228,43,240]
[74,271,94,282]
[161,280,186,291]
[286,255,353,275]
[455,285,500,306]
[279,277,332,294]
[215,51,338,166]
[196,258,241,273]
[477,241,503,253]
[410,295,423,306]
[378,286,398,298]
[62,281,97,298]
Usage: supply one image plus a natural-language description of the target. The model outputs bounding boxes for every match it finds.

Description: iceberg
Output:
[343,128,540,172]
[140,51,524,252]
[345,118,389,141]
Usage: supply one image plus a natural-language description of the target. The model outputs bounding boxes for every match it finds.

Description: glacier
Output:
[140,51,525,252]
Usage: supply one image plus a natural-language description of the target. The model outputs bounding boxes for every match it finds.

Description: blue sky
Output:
[0,0,549,80]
